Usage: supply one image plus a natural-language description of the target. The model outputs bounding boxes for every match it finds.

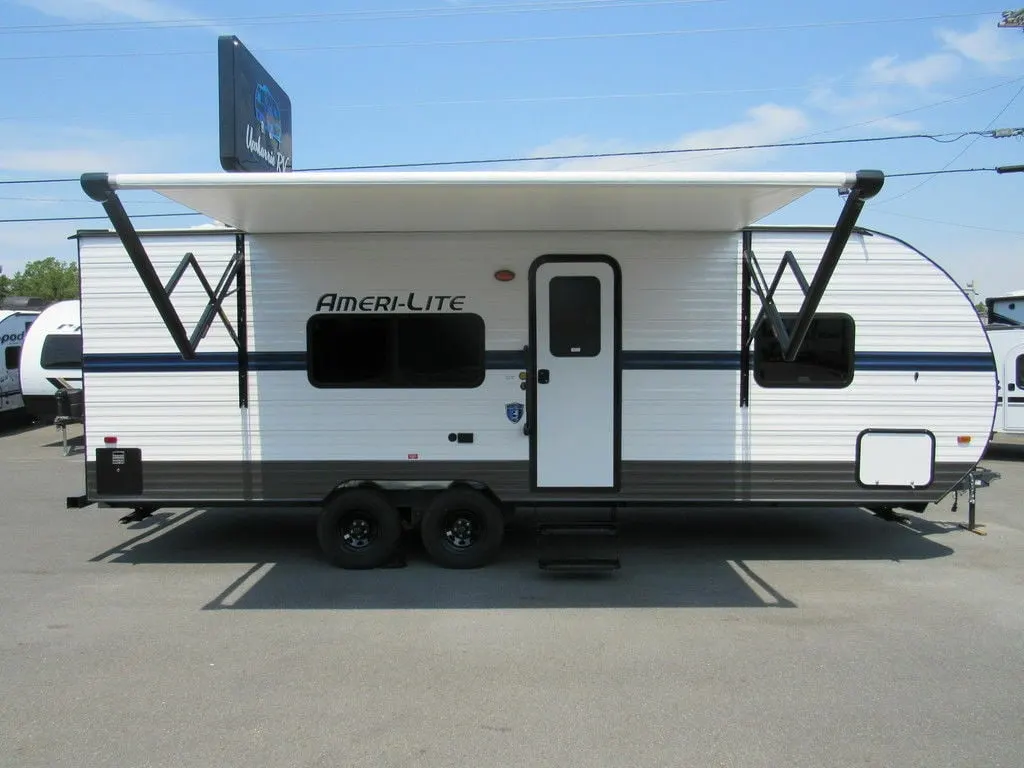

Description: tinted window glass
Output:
[755,314,855,388]
[549,275,601,357]
[40,335,82,370]
[4,346,20,370]
[307,313,485,389]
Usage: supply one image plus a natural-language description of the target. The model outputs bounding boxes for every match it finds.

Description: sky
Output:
[2,0,1024,302]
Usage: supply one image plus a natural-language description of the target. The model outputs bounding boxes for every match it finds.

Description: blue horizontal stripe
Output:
[854,352,995,372]
[83,349,996,374]
[624,351,741,370]
[485,350,526,369]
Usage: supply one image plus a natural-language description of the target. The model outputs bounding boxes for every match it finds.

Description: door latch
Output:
[538,369,550,384]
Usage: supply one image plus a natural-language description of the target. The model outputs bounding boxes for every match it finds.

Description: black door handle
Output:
[538,369,550,384]
[1010,383,1016,391]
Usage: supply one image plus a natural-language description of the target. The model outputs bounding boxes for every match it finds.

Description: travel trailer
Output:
[66,169,998,570]
[986,291,1024,326]
[986,322,1024,436]
[0,309,39,424]
[19,299,82,422]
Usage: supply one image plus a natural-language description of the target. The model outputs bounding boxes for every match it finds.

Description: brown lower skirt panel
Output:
[84,459,975,506]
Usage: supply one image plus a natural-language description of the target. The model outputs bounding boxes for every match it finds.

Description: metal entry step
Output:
[535,507,620,572]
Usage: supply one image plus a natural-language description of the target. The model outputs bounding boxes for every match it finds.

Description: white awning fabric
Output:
[107,170,859,234]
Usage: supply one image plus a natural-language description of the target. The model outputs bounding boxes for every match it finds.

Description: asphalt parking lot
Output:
[0,422,1022,767]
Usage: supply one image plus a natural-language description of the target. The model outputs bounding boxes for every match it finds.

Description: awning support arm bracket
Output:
[742,169,884,361]
[80,172,245,363]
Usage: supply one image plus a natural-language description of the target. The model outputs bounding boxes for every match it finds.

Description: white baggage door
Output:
[530,257,620,490]
[1003,343,1024,433]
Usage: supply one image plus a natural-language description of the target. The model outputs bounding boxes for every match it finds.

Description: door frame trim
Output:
[527,253,623,492]
[1002,344,1024,431]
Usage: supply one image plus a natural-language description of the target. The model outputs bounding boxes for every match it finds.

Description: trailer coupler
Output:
[951,466,1001,535]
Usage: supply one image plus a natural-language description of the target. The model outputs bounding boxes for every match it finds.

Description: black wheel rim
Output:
[441,509,483,551]
[339,512,377,551]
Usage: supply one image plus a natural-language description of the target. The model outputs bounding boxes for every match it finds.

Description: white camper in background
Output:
[67,169,998,570]
[19,299,82,422]
[986,323,1024,436]
[986,291,1024,326]
[0,310,39,423]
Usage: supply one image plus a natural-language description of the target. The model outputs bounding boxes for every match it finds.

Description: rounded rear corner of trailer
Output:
[855,228,997,473]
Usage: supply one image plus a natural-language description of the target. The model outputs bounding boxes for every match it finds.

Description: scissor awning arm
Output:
[743,169,884,361]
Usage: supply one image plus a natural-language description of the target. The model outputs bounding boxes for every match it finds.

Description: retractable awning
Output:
[79,169,884,382]
[91,170,862,234]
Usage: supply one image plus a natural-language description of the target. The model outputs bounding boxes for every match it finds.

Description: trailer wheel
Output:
[420,488,505,569]
[317,488,401,569]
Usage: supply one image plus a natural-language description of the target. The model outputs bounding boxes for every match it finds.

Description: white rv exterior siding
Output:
[76,225,993,503]
[245,231,742,464]
[746,230,994,466]
[79,232,247,460]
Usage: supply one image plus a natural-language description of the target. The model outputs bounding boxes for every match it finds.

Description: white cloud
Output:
[11,0,195,22]
[866,53,961,89]
[805,84,922,133]
[803,50,963,133]
[528,104,810,172]
[938,19,1024,67]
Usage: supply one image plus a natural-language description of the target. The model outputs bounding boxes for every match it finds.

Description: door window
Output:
[549,275,601,357]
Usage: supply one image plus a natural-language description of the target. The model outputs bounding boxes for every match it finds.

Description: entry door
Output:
[530,256,620,490]
[1003,344,1024,433]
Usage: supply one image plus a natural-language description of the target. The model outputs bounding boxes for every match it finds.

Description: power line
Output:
[887,167,997,177]
[0,166,1019,225]
[869,209,1024,235]
[0,127,1016,191]
[604,75,1024,171]
[0,10,1003,62]
[878,83,1024,203]
[296,128,1018,171]
[0,0,719,34]
[6,69,1019,124]
[0,84,832,123]
[0,213,203,224]
[0,177,77,186]
[0,194,177,204]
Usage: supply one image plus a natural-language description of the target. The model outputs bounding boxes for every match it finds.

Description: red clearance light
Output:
[104,436,118,445]
[494,269,516,282]
[957,435,971,445]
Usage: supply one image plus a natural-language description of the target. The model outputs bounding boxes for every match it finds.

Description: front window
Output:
[754,313,855,388]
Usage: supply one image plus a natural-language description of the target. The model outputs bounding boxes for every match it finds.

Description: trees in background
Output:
[0,258,79,304]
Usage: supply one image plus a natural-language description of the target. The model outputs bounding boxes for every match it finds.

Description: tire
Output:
[317,488,402,569]
[420,488,505,569]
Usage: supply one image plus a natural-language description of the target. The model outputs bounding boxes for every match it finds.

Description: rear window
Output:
[40,335,82,370]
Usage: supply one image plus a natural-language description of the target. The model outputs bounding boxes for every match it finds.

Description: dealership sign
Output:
[218,35,293,172]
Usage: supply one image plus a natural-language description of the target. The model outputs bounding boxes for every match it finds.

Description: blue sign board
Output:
[218,36,293,172]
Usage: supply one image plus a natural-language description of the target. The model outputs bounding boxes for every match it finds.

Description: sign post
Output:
[218,35,293,173]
